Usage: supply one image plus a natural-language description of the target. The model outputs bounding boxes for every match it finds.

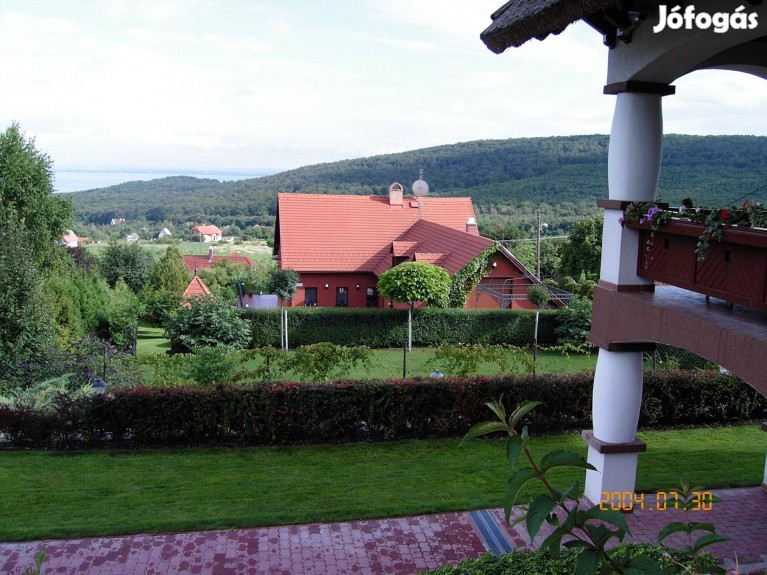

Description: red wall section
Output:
[289,272,380,308]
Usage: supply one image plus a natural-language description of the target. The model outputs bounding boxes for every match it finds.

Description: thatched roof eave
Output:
[481,0,617,54]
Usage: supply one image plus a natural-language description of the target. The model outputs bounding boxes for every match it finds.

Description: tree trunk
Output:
[533,308,539,375]
[408,306,413,352]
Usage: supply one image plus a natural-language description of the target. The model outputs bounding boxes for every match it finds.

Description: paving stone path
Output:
[1,487,765,575]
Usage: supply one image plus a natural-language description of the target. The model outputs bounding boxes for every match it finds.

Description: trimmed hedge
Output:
[423,544,717,575]
[1,370,764,449]
[246,307,560,348]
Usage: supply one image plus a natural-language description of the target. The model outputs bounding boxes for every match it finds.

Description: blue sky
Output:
[2,0,766,172]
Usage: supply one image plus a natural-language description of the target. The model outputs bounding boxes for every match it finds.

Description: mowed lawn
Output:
[1,425,763,541]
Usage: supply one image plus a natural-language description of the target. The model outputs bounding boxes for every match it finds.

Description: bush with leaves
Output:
[164,296,251,353]
[101,279,144,349]
[144,347,246,387]
[554,297,595,350]
[424,544,717,575]
[99,241,154,293]
[277,343,376,382]
[431,344,532,377]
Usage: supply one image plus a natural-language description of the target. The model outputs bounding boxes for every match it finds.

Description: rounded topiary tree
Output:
[377,261,450,351]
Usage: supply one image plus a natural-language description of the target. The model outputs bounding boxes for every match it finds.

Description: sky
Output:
[2,0,767,174]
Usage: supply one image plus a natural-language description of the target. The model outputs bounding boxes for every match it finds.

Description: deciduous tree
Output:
[377,261,450,351]
[0,123,73,266]
[268,268,299,350]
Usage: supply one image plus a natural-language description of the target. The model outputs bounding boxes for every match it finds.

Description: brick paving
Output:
[1,487,765,574]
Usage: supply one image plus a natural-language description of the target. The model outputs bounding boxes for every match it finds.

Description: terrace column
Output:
[584,84,673,505]
[762,423,767,492]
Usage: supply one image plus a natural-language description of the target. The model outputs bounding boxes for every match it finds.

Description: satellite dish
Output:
[412,169,429,197]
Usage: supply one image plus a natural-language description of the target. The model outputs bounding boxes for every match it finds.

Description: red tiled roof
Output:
[183,276,212,299]
[192,225,222,236]
[276,193,479,273]
[395,219,494,274]
[183,253,254,273]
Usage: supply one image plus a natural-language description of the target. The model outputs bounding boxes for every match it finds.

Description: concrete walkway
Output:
[1,487,765,575]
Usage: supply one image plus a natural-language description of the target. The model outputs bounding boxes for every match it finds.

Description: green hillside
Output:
[71,134,767,236]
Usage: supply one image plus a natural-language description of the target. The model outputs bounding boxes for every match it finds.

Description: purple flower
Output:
[639,217,646,224]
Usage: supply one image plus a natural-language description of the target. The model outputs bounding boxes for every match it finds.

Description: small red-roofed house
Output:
[61,230,88,247]
[192,225,222,242]
[273,184,557,309]
[183,247,254,275]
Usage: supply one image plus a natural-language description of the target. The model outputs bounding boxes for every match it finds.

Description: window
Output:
[305,287,317,307]
[336,287,348,307]
[366,287,378,307]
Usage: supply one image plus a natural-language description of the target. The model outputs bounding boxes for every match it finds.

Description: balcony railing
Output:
[626,219,767,312]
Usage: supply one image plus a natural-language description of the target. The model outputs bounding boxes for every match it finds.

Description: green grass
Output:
[0,425,763,541]
[136,323,169,358]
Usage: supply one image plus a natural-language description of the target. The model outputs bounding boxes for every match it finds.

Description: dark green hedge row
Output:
[246,307,560,348]
[1,371,764,449]
[424,544,717,575]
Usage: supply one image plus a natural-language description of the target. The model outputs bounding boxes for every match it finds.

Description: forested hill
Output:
[71,134,767,229]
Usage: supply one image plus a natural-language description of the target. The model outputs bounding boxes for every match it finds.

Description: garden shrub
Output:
[431,344,528,377]
[0,370,763,449]
[422,544,717,575]
[245,307,560,348]
[275,343,376,382]
[165,296,251,353]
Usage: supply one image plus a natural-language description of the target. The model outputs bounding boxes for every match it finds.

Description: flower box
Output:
[626,219,767,312]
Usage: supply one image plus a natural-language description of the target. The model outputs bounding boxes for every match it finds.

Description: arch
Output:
[606,1,767,84]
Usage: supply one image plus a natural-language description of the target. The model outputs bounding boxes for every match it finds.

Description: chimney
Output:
[466,217,477,234]
[208,246,214,263]
[388,183,403,206]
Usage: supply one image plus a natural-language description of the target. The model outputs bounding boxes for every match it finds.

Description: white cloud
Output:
[1,1,766,172]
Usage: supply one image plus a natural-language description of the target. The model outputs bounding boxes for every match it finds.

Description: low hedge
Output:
[246,307,560,348]
[423,544,717,575]
[1,370,764,449]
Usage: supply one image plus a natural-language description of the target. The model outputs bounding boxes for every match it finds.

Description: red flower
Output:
[721,209,729,219]
[743,200,749,208]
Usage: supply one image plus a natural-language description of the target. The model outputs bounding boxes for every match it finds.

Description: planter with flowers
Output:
[618,199,767,312]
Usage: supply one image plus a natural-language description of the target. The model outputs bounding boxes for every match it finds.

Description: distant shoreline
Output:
[54,168,278,194]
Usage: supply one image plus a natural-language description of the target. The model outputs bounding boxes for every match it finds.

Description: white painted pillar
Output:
[585,87,667,504]
[762,423,767,492]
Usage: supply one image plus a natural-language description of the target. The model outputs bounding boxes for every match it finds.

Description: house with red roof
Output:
[183,247,254,275]
[273,182,554,309]
[192,225,222,242]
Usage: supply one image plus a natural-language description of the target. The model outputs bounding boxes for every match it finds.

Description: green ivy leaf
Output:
[691,533,730,554]
[506,434,524,468]
[525,494,558,541]
[510,400,541,429]
[584,506,630,534]
[622,555,666,575]
[575,548,599,575]
[460,421,510,444]
[486,399,507,423]
[502,467,538,521]
[656,521,691,544]
[540,450,597,473]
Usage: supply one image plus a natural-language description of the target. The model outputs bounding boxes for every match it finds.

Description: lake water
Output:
[54,169,276,193]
